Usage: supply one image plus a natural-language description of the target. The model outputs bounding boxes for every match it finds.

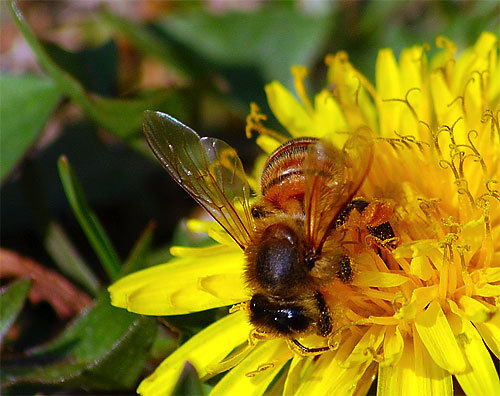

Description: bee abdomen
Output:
[261,137,318,208]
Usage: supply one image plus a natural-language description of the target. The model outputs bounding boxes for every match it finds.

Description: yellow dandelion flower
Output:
[109,32,500,396]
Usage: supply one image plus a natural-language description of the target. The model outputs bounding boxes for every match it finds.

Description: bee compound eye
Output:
[249,294,311,335]
[273,306,310,333]
[249,294,266,312]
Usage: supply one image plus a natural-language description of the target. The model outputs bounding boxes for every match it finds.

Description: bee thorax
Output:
[254,224,308,295]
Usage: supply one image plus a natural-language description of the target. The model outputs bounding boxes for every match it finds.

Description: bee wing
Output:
[304,131,373,253]
[144,111,254,249]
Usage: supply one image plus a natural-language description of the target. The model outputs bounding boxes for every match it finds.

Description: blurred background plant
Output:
[1,1,498,394]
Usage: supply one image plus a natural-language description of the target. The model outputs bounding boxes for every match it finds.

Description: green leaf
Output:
[44,222,100,295]
[0,74,60,182]
[149,326,179,360]
[156,8,332,88]
[0,279,31,342]
[122,221,156,276]
[9,3,173,139]
[57,156,121,281]
[172,362,205,396]
[1,293,157,390]
[43,39,118,96]
[91,92,177,139]
[101,8,198,79]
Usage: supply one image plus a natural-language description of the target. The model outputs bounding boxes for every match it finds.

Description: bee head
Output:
[249,294,312,336]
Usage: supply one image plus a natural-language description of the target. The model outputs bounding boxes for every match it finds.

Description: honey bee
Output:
[144,110,397,354]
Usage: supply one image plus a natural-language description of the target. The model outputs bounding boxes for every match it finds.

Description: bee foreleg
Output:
[229,301,251,314]
[287,339,330,356]
[249,328,273,345]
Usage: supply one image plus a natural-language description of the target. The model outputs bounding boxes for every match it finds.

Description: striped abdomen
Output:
[260,137,318,214]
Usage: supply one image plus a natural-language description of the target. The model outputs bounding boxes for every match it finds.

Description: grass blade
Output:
[57,156,121,280]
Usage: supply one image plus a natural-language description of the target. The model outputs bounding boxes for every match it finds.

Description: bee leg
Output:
[206,335,257,377]
[245,362,276,377]
[287,339,330,356]
[333,198,370,229]
[249,329,273,345]
[337,255,353,283]
[366,222,399,249]
[339,198,399,250]
[313,291,332,336]
[229,301,251,314]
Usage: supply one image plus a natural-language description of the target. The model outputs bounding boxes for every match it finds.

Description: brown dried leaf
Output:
[0,248,91,318]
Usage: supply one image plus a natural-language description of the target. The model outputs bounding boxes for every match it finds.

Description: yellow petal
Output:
[399,45,431,135]
[457,295,495,323]
[356,83,379,133]
[137,311,251,396]
[410,256,434,281]
[186,218,212,233]
[207,227,240,246]
[291,65,313,113]
[473,31,497,60]
[264,367,288,396]
[376,48,401,136]
[475,32,499,101]
[341,325,385,367]
[479,267,500,283]
[313,90,348,142]
[393,240,443,270]
[378,337,417,396]
[368,316,400,326]
[170,243,234,257]
[378,335,452,396]
[283,355,308,396]
[431,35,456,72]
[474,284,500,297]
[381,326,404,366]
[353,362,378,396]
[448,313,500,396]
[453,32,496,108]
[199,273,247,300]
[462,69,483,133]
[399,46,425,99]
[326,52,377,131]
[293,352,334,396]
[414,300,467,373]
[476,309,500,359]
[265,81,313,136]
[108,250,248,315]
[461,217,486,257]
[183,221,240,247]
[413,330,454,395]
[395,285,438,320]
[256,135,281,154]
[209,339,291,396]
[429,70,465,137]
[351,271,409,287]
[296,334,373,396]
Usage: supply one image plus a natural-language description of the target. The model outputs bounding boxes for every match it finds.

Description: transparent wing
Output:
[143,111,254,249]
[304,131,373,254]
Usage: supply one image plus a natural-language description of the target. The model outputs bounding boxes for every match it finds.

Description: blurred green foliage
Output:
[0,0,498,394]
[0,75,60,181]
